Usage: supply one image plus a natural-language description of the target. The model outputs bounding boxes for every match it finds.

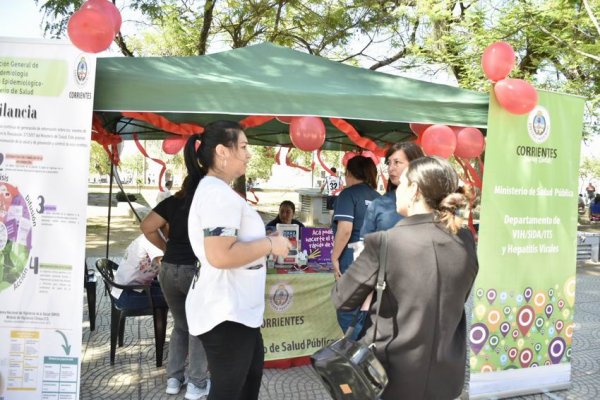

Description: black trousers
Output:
[199,321,264,400]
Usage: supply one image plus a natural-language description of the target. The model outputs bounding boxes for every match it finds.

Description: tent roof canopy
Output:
[94,42,489,151]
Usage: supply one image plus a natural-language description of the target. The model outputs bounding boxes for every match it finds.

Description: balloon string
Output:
[133,133,167,191]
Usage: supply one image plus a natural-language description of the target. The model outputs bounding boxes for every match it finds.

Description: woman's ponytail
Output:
[437,190,470,234]
[183,134,205,204]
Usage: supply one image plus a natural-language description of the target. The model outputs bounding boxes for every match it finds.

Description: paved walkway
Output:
[82,194,600,399]
[80,262,600,400]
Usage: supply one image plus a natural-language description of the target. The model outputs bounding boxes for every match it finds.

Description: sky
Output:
[1,1,597,162]
[0,1,45,39]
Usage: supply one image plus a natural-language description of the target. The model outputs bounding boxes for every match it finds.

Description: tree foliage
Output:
[88,142,111,175]
[39,0,599,141]
[580,157,600,182]
[247,145,276,180]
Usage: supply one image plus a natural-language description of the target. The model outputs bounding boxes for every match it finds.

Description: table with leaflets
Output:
[262,226,342,368]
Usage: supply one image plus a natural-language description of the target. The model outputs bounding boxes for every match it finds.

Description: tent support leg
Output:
[106,162,114,259]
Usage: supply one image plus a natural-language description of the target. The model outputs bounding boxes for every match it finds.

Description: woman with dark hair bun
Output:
[361,142,424,236]
[183,120,291,400]
[332,156,479,400]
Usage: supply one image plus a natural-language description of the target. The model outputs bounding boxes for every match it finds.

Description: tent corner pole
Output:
[106,162,114,259]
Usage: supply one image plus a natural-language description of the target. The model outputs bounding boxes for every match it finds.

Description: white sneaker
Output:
[165,378,183,395]
[185,379,210,400]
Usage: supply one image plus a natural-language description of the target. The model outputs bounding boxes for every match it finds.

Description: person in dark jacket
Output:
[265,200,305,235]
[332,156,479,400]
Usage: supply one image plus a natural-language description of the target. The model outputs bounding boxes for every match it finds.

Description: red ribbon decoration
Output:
[122,112,203,136]
[133,133,168,191]
[477,156,485,176]
[316,149,334,175]
[329,118,388,157]
[91,113,122,165]
[285,148,314,172]
[275,147,282,165]
[239,115,274,129]
[162,135,188,154]
[455,156,485,240]
[246,188,260,205]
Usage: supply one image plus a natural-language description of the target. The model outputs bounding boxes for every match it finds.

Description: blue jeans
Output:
[336,246,367,340]
[160,262,209,387]
[337,310,368,341]
[114,280,167,310]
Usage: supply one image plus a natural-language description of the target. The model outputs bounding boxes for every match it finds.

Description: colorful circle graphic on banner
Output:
[469,323,489,355]
[0,182,32,292]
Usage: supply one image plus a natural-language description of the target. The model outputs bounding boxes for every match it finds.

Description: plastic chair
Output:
[83,259,97,331]
[95,258,168,367]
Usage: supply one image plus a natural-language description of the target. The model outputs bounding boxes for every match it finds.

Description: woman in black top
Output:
[141,176,210,399]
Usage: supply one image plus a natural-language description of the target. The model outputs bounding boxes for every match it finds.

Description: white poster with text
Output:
[0,37,95,400]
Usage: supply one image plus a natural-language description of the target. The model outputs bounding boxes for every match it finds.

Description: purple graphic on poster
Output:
[300,227,333,264]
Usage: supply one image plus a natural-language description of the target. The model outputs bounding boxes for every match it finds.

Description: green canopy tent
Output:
[94,42,489,149]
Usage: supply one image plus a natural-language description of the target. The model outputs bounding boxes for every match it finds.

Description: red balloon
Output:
[82,0,122,33]
[494,79,538,115]
[162,135,187,154]
[454,127,485,158]
[482,41,515,82]
[289,116,326,152]
[409,123,431,136]
[67,8,114,53]
[342,151,357,167]
[276,116,293,124]
[421,125,457,159]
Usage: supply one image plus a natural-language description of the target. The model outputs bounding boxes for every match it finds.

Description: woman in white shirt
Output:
[184,121,290,400]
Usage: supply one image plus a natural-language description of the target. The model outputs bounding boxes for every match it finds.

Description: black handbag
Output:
[311,233,389,400]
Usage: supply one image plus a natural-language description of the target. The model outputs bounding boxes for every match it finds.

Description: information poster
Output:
[300,227,334,264]
[0,38,95,400]
[262,274,341,360]
[470,91,585,398]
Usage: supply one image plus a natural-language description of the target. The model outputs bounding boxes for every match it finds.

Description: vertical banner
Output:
[470,91,585,398]
[0,38,95,399]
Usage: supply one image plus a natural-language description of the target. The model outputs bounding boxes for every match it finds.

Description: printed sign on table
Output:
[470,91,584,399]
[300,227,334,264]
[262,274,341,360]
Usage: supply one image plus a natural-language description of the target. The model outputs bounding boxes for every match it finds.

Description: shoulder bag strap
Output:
[370,232,388,347]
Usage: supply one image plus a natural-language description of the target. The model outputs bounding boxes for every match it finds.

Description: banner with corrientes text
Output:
[262,273,341,361]
[469,91,585,398]
[0,37,95,400]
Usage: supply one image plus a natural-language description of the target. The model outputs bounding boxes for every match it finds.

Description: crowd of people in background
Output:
[111,120,479,400]
[582,181,600,222]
